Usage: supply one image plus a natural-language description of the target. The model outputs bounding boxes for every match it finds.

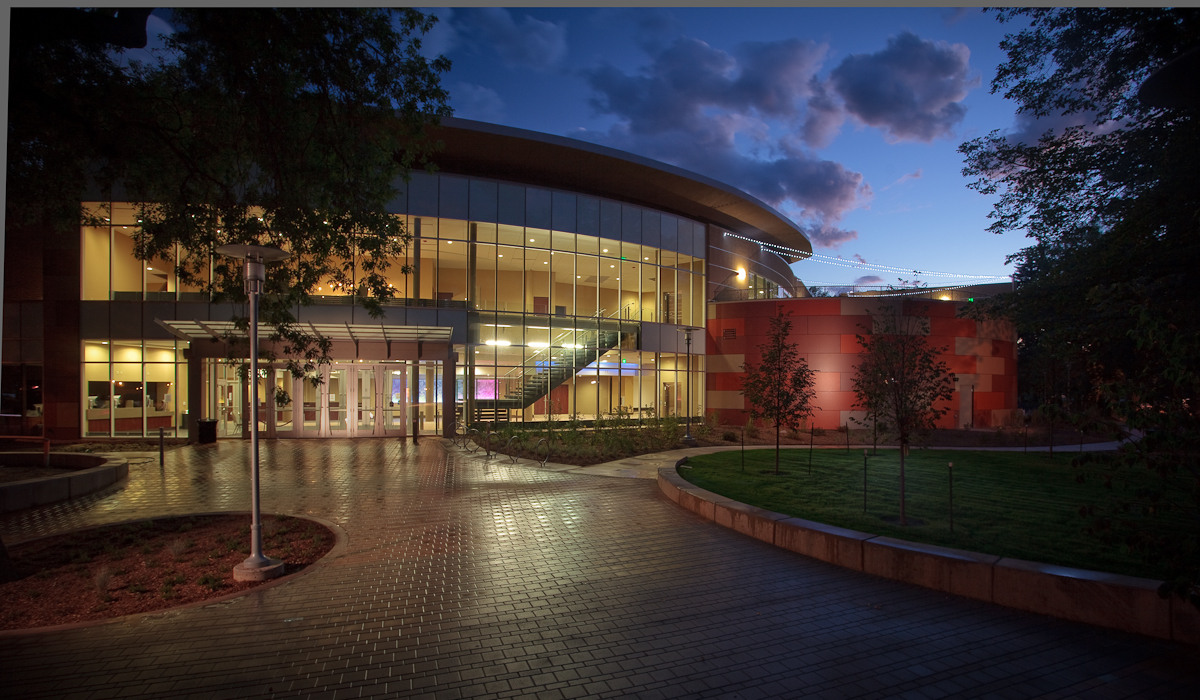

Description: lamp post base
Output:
[233,558,286,582]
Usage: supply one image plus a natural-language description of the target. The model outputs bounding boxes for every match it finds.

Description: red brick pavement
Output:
[1,439,1197,699]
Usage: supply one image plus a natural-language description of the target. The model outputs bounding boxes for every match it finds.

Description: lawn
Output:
[681,447,1177,581]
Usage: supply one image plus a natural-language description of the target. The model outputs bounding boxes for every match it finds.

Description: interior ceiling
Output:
[427,118,813,257]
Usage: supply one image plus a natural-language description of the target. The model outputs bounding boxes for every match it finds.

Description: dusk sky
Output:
[137,8,1055,291]
[419,7,1038,292]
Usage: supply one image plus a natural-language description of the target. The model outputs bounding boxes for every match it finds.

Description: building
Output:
[1,117,1015,441]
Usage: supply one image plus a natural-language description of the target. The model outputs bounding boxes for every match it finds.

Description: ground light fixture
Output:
[216,243,291,582]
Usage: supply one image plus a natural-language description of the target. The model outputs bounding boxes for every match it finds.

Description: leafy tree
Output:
[8,8,453,378]
[852,304,955,525]
[741,310,816,475]
[961,8,1200,607]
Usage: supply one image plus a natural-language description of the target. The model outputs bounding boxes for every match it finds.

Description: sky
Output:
[137,8,1048,292]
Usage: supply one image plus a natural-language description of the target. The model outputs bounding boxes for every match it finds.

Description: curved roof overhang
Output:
[425,117,812,257]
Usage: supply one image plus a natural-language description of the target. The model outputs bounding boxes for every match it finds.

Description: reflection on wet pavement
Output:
[1,439,1196,699]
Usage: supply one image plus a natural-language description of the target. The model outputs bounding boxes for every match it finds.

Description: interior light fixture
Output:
[529,341,549,348]
[530,238,535,242]
[602,248,608,252]
[485,339,512,346]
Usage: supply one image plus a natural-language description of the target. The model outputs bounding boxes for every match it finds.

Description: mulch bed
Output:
[0,514,335,631]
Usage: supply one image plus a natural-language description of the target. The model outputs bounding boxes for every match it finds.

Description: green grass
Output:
[682,447,1176,581]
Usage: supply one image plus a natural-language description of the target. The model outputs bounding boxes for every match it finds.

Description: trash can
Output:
[197,419,218,444]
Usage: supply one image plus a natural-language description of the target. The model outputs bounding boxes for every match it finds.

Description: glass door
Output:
[382,366,407,436]
[356,367,376,435]
[327,368,349,436]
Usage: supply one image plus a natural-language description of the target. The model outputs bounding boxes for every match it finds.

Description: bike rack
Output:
[466,428,481,453]
[505,435,519,464]
[484,431,497,459]
[535,438,550,468]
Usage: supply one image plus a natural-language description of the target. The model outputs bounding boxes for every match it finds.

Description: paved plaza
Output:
[2,439,1198,699]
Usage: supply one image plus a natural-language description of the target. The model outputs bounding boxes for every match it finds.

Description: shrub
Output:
[745,418,759,439]
[722,431,738,442]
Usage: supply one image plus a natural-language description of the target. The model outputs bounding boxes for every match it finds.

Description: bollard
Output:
[159,427,165,469]
[948,462,955,531]
[43,438,49,468]
[740,426,745,473]
[808,424,814,475]
[412,417,419,444]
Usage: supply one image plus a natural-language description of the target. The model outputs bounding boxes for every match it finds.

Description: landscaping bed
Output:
[680,447,1178,581]
[0,514,334,630]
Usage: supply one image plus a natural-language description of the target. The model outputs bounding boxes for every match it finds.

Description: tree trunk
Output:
[775,421,781,475]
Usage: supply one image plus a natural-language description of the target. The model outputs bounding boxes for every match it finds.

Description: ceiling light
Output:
[530,238,535,242]
[485,339,511,346]
[529,342,549,348]
[602,248,608,252]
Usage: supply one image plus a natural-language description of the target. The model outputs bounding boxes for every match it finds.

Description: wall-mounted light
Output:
[736,267,747,281]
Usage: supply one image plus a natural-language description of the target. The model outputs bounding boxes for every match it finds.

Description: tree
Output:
[2,8,451,580]
[961,8,1200,608]
[852,304,955,526]
[8,8,453,378]
[741,310,816,475]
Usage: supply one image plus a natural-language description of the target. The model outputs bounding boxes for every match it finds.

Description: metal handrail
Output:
[535,438,550,468]
[505,435,520,464]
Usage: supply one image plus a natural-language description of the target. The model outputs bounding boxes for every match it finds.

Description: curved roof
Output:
[427,117,812,256]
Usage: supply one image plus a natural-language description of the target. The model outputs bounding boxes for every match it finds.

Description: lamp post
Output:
[677,326,698,444]
[217,243,290,582]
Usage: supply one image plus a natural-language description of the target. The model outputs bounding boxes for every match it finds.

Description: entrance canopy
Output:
[156,319,453,344]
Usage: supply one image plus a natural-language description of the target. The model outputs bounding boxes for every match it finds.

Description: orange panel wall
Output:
[706,298,1018,428]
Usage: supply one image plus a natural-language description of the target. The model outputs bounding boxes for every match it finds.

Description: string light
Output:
[722,231,1009,280]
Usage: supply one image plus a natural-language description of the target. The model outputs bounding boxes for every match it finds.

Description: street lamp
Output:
[677,326,699,444]
[217,243,291,582]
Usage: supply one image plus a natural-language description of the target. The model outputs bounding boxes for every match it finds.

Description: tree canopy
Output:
[7,8,453,377]
[852,304,955,526]
[961,8,1200,607]
[741,310,816,475]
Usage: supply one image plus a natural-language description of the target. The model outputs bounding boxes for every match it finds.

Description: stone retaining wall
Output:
[659,464,1200,644]
[0,454,129,513]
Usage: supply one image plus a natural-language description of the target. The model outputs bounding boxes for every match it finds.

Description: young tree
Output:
[741,310,816,475]
[852,304,955,525]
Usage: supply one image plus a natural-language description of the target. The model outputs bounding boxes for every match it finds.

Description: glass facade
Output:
[80,186,710,436]
[82,339,189,438]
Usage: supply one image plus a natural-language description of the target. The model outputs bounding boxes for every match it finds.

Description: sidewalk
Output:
[2,438,1196,699]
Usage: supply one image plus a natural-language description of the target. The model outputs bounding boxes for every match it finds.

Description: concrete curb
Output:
[657,465,1200,644]
[0,453,129,513]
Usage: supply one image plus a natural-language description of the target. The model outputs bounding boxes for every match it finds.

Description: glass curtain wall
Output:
[82,339,189,438]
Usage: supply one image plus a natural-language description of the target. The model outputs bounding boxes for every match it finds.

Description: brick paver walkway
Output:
[2,439,1197,699]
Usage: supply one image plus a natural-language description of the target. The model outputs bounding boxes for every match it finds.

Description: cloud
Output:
[942,8,971,26]
[465,8,566,71]
[802,78,845,149]
[416,7,460,59]
[852,254,868,264]
[451,82,505,122]
[1004,108,1122,147]
[804,224,859,248]
[828,31,978,142]
[579,34,870,244]
[590,8,681,51]
[854,275,884,285]
[882,168,922,190]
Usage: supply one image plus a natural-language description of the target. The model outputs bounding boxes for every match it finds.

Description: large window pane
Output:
[496,245,524,313]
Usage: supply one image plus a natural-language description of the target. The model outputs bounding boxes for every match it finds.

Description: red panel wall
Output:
[707,298,1018,428]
